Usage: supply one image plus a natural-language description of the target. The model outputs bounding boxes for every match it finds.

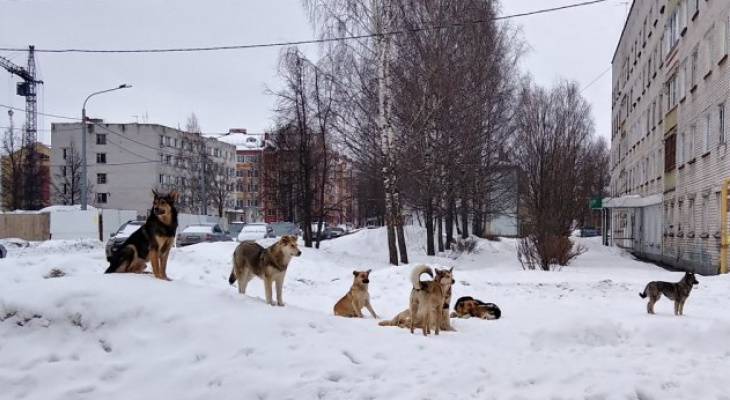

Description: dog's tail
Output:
[638,284,648,299]
[228,251,237,285]
[410,265,433,290]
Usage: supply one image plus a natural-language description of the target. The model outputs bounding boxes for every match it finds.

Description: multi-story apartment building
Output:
[216,129,265,223]
[51,121,236,217]
[608,0,730,274]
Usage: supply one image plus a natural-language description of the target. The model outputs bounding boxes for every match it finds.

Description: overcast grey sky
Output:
[0,0,627,144]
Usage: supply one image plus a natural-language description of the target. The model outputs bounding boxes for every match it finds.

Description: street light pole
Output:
[81,84,131,210]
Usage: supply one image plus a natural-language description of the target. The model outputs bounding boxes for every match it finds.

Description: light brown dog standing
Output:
[333,269,378,318]
[409,265,453,336]
[229,236,302,306]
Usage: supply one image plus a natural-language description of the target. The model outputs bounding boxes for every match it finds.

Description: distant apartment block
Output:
[51,122,236,217]
[215,129,265,223]
[608,0,730,274]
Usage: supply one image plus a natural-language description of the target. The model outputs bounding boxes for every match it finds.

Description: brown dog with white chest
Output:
[333,269,378,318]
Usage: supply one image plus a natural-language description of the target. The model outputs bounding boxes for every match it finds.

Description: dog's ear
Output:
[152,189,160,198]
[367,269,372,274]
[168,189,178,203]
[449,266,454,272]
[352,270,358,276]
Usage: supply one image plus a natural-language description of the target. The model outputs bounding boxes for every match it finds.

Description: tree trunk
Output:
[461,197,469,239]
[437,214,444,253]
[425,199,435,256]
[445,197,454,249]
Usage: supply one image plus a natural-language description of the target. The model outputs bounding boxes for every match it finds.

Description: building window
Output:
[165,155,172,165]
[268,208,276,216]
[236,200,244,208]
[237,184,244,192]
[702,114,710,154]
[97,173,107,184]
[688,125,696,160]
[236,170,244,177]
[160,135,164,147]
[159,174,164,184]
[165,136,171,147]
[667,74,678,109]
[688,199,695,233]
[96,134,107,145]
[678,131,685,165]
[62,148,69,160]
[702,196,709,233]
[719,103,726,144]
[665,134,676,171]
[691,49,698,87]
[61,166,67,177]
[96,153,107,164]
[248,184,258,193]
[96,193,108,204]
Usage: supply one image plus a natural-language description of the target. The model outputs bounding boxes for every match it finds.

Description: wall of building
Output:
[51,122,236,217]
[610,0,730,274]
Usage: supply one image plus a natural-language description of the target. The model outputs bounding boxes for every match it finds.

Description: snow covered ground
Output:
[1,228,730,400]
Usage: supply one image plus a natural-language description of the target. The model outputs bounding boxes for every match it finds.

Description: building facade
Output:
[215,129,265,223]
[51,122,236,217]
[609,0,730,274]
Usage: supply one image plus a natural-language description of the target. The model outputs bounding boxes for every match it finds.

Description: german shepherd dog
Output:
[229,236,302,306]
[409,265,454,336]
[105,189,178,280]
[639,271,699,315]
[333,269,378,318]
[450,296,501,320]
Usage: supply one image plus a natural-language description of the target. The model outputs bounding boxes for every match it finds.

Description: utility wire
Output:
[0,0,607,54]
[580,65,612,93]
[0,102,79,120]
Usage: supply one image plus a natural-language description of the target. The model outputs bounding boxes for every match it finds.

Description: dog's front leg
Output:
[274,273,286,306]
[365,300,378,319]
[159,244,172,281]
[264,276,275,306]
[351,297,364,317]
[150,249,161,279]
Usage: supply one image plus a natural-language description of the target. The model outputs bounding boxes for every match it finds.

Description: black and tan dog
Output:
[105,189,179,280]
[639,271,699,315]
[229,236,302,306]
[451,296,501,320]
[333,269,378,318]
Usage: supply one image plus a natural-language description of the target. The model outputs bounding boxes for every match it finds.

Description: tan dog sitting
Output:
[333,269,378,318]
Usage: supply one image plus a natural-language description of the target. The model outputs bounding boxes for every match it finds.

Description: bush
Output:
[449,236,479,259]
[517,234,586,271]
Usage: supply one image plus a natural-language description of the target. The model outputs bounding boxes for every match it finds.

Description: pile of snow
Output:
[2,227,730,399]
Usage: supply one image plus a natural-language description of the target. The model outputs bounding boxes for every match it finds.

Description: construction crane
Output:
[0,45,45,209]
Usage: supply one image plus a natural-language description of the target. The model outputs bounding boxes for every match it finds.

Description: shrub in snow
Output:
[517,234,586,271]
[44,268,66,279]
[449,236,478,259]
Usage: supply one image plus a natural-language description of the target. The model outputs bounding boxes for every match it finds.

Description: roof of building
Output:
[209,130,265,151]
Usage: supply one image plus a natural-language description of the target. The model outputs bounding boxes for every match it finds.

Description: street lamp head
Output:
[119,84,132,89]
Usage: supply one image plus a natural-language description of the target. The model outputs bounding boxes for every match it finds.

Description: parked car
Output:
[176,223,232,247]
[325,226,346,239]
[0,243,6,259]
[580,227,599,237]
[237,223,275,242]
[105,220,144,261]
[270,222,299,237]
[227,222,246,238]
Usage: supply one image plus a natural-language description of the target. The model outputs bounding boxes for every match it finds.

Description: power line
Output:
[0,0,607,54]
[580,65,612,93]
[0,102,79,120]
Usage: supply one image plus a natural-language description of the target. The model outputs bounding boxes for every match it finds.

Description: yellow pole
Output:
[722,178,730,274]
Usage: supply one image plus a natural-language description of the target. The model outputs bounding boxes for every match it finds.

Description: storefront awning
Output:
[603,194,663,208]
